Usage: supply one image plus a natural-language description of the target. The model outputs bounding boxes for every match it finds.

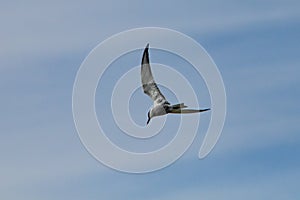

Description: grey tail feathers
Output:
[170,103,187,109]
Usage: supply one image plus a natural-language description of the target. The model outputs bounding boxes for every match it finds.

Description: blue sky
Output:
[1,0,300,199]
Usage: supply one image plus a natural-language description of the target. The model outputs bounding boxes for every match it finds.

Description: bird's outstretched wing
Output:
[168,108,210,114]
[141,44,169,106]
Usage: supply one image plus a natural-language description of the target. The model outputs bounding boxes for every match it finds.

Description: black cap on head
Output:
[146,111,151,125]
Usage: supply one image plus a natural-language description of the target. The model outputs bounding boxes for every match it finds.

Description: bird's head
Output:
[146,110,152,125]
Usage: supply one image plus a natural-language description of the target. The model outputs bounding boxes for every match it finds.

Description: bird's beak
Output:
[146,117,151,125]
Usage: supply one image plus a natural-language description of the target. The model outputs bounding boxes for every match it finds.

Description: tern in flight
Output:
[141,44,210,125]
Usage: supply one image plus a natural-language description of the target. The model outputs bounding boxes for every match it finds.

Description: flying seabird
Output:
[141,44,210,125]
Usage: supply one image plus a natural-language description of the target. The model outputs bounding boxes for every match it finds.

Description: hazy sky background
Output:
[1,0,300,199]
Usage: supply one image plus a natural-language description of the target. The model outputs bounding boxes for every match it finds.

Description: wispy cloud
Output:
[1,0,300,199]
[1,1,299,68]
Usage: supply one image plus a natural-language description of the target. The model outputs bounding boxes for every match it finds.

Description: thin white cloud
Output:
[1,1,299,199]
[147,168,300,200]
[1,0,299,69]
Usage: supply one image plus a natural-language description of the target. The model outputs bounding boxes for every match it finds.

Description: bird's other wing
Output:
[168,108,210,114]
[141,44,169,106]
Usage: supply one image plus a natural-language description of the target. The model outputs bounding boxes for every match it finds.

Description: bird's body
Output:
[150,104,168,117]
[141,44,210,124]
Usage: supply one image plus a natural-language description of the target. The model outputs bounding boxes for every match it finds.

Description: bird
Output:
[141,43,210,125]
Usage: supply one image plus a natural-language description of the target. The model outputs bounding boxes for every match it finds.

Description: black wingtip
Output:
[199,108,211,112]
[142,43,150,65]
[143,43,149,54]
[144,43,149,53]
